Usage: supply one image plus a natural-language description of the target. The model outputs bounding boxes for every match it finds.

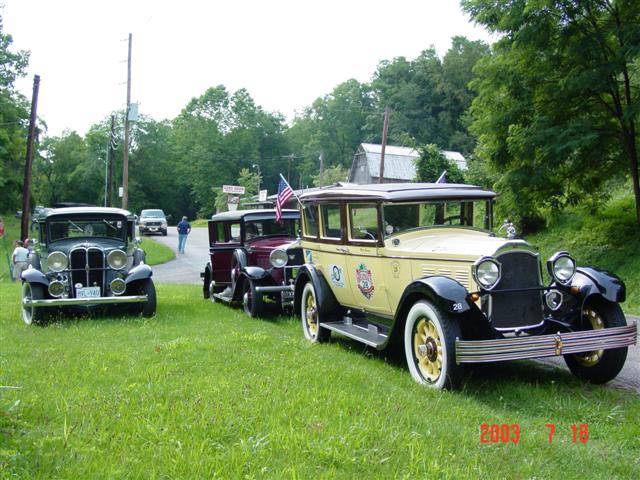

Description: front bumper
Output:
[455,323,637,364]
[254,285,294,294]
[25,295,148,308]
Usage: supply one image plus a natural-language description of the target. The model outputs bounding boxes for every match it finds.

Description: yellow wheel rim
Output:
[575,308,604,367]
[305,291,318,336]
[413,318,443,383]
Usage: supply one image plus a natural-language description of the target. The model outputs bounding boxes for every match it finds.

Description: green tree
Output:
[414,144,464,184]
[312,164,348,187]
[462,0,640,225]
[0,16,30,212]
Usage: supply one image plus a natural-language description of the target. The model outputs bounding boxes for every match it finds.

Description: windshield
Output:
[141,210,165,218]
[48,217,127,242]
[245,218,299,241]
[383,200,491,237]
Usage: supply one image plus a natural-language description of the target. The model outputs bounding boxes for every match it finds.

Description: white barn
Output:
[348,143,466,184]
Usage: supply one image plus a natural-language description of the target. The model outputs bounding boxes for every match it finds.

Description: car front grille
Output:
[70,247,105,296]
[486,250,544,331]
[145,221,161,227]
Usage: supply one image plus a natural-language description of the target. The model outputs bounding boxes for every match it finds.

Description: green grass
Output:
[528,188,640,315]
[140,238,175,266]
[191,218,209,228]
[1,282,638,478]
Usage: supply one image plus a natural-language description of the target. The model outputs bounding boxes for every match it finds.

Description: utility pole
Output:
[107,114,115,207]
[379,106,390,184]
[21,74,40,242]
[122,33,132,209]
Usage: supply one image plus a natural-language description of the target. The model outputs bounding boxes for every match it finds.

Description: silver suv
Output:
[138,209,168,236]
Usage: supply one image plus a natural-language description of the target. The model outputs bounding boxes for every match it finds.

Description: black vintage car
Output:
[20,207,156,324]
[201,209,303,317]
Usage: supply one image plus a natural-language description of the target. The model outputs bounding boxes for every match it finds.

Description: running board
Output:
[321,319,388,349]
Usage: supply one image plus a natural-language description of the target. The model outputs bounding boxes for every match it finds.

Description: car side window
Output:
[302,204,319,238]
[214,222,241,243]
[320,204,342,239]
[349,204,379,241]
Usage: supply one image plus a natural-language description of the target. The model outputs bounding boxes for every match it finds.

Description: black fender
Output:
[202,262,211,299]
[124,263,153,285]
[243,266,270,280]
[572,267,625,304]
[233,249,247,268]
[395,276,475,318]
[293,264,339,317]
[21,266,49,286]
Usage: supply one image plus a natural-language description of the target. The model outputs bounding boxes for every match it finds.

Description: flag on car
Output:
[276,176,294,222]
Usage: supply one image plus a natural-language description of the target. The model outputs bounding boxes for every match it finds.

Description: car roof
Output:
[140,209,164,213]
[210,209,298,222]
[36,207,133,220]
[298,182,497,202]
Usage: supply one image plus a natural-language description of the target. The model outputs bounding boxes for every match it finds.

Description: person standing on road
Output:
[12,240,29,281]
[177,216,191,254]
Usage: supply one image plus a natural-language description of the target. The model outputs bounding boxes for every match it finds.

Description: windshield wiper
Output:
[68,220,84,233]
[103,219,118,231]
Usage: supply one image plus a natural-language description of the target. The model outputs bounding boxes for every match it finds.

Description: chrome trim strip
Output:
[455,323,637,364]
[25,295,148,307]
[255,285,295,293]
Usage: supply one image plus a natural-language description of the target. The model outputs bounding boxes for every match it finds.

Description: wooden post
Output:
[379,106,390,184]
[107,114,115,207]
[122,33,132,209]
[21,75,40,242]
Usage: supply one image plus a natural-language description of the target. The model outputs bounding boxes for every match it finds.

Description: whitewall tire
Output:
[404,300,462,390]
[300,282,330,343]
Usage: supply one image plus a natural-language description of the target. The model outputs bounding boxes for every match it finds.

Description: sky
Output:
[4,0,493,137]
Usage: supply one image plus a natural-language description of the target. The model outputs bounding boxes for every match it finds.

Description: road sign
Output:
[223,185,245,195]
[259,189,268,202]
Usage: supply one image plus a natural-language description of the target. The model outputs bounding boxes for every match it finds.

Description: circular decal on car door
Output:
[329,264,345,288]
[356,263,375,299]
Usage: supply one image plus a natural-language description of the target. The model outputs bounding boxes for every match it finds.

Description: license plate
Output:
[77,286,100,298]
[150,227,157,231]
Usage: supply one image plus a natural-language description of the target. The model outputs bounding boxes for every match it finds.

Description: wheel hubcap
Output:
[22,282,33,324]
[414,318,443,382]
[305,293,318,335]
[575,308,604,367]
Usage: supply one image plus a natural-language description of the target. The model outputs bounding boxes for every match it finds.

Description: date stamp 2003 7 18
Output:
[480,423,589,445]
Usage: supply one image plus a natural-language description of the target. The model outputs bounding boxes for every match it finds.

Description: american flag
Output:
[276,176,294,222]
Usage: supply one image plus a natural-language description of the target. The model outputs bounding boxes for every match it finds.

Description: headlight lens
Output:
[269,249,288,268]
[550,253,576,284]
[107,249,127,270]
[47,251,68,272]
[474,258,501,290]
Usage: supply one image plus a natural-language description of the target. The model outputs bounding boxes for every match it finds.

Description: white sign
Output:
[128,103,139,122]
[118,187,124,198]
[223,185,245,195]
[259,189,268,202]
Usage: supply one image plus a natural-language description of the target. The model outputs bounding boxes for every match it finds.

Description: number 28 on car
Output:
[292,183,637,390]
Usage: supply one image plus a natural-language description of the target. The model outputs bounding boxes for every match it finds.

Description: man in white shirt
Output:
[12,240,29,281]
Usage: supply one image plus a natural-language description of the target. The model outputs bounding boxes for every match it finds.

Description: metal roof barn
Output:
[348,143,467,184]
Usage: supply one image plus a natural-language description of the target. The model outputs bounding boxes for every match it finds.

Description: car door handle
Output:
[336,247,349,253]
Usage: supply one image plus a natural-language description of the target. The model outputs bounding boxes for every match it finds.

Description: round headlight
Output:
[474,258,501,290]
[551,253,576,284]
[269,249,288,268]
[48,280,65,297]
[47,251,68,272]
[107,249,127,270]
[110,278,126,295]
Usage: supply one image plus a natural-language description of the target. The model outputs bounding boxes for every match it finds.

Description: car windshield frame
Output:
[47,216,128,243]
[382,199,493,238]
[244,218,300,242]
[140,210,165,218]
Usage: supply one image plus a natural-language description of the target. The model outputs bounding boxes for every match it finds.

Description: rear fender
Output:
[293,264,339,317]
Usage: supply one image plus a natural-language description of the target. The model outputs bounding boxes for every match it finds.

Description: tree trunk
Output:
[626,129,640,226]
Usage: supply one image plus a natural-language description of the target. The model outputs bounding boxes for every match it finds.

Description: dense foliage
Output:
[2,3,638,228]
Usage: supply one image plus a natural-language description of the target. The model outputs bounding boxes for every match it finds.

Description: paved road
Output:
[145,232,639,392]
[147,227,209,285]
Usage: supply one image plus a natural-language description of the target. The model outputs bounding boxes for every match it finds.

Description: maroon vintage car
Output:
[201,209,302,317]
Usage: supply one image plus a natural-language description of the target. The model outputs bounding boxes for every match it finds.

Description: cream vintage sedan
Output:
[292,183,637,390]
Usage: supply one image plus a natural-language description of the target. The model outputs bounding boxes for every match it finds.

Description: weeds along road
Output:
[145,226,208,285]
[145,228,639,393]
